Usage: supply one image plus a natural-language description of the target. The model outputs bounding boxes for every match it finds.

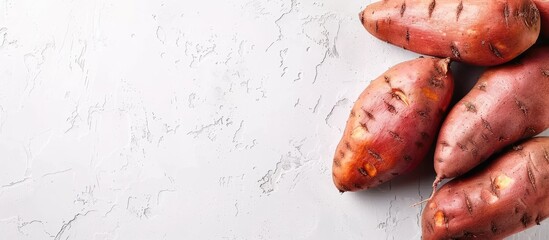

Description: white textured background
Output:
[0,0,547,239]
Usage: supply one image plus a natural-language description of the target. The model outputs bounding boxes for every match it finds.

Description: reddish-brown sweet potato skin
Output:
[360,0,541,66]
[434,47,549,181]
[533,0,549,37]
[332,57,454,192]
[422,137,549,240]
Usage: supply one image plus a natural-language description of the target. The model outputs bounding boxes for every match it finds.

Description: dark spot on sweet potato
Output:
[360,122,369,132]
[429,77,444,88]
[388,131,403,142]
[440,141,450,147]
[375,21,379,33]
[524,127,536,137]
[353,183,363,189]
[463,102,477,113]
[400,1,406,17]
[488,43,503,59]
[536,215,542,225]
[491,222,498,233]
[498,136,508,142]
[404,155,412,162]
[490,177,500,197]
[481,118,493,133]
[477,82,487,91]
[368,149,383,161]
[417,110,429,119]
[340,184,351,192]
[345,141,352,150]
[437,158,444,163]
[515,99,528,115]
[457,143,468,151]
[465,194,473,214]
[463,231,475,238]
[361,109,374,121]
[471,148,479,157]
[481,134,489,142]
[504,2,510,27]
[333,157,341,167]
[521,213,532,227]
[385,101,397,113]
[513,145,524,151]
[391,172,399,176]
[428,0,437,18]
[415,141,424,149]
[350,110,356,117]
[405,28,410,43]
[542,69,549,77]
[358,167,368,176]
[520,2,540,28]
[456,1,463,21]
[384,75,390,83]
[450,44,461,59]
[339,150,345,158]
[359,11,365,25]
[527,165,536,191]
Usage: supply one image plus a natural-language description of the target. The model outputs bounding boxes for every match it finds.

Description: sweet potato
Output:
[434,47,549,186]
[359,0,541,66]
[422,137,549,240]
[533,0,549,37]
[332,57,454,192]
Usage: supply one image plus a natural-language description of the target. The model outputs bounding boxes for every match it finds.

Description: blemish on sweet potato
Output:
[450,44,461,59]
[429,0,437,18]
[405,28,410,43]
[429,77,444,88]
[488,43,504,59]
[463,102,477,113]
[457,142,468,151]
[456,1,463,21]
[523,131,538,142]
[434,210,446,227]
[491,221,498,233]
[385,101,397,113]
[515,99,528,115]
[391,88,410,106]
[364,163,378,177]
[477,82,487,91]
[527,165,537,191]
[368,149,383,161]
[389,130,403,142]
[504,2,510,27]
[333,157,341,167]
[542,69,549,77]
[362,108,375,120]
[400,1,406,17]
[481,118,493,132]
[465,194,473,214]
[520,2,539,29]
[521,213,532,227]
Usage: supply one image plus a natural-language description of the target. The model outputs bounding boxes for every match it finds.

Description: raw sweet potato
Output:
[434,46,549,186]
[359,0,541,66]
[533,0,549,37]
[422,137,549,240]
[332,57,454,192]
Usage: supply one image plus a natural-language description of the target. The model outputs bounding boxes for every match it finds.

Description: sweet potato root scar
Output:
[421,87,439,101]
[493,174,514,190]
[434,210,446,227]
[364,163,378,177]
[351,125,368,140]
[391,88,410,106]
